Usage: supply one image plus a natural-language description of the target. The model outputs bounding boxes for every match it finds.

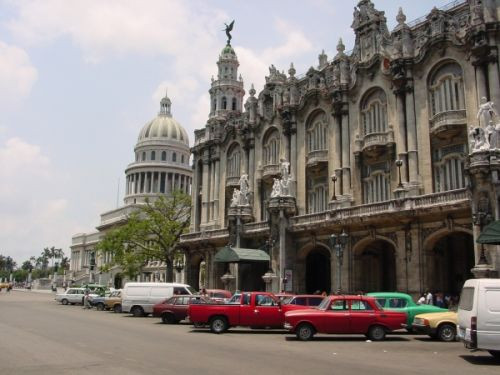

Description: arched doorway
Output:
[306,247,331,294]
[354,239,396,293]
[430,232,474,295]
[114,274,122,289]
[188,253,204,291]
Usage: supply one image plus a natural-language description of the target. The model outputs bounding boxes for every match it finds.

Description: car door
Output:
[323,299,350,333]
[72,290,84,304]
[250,294,282,327]
[349,299,376,333]
[238,293,254,326]
[174,296,189,320]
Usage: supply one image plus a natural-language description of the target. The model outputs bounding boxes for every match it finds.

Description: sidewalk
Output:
[13,288,61,294]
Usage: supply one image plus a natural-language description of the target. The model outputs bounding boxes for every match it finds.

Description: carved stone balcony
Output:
[354,129,395,158]
[429,110,466,139]
[306,150,328,168]
[262,164,280,181]
[226,176,240,188]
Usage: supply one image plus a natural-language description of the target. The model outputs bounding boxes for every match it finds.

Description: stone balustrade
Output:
[429,109,467,135]
[306,150,328,167]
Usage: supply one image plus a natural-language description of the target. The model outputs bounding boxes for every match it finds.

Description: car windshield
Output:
[317,297,330,310]
[281,296,294,305]
[186,286,197,295]
[227,294,241,304]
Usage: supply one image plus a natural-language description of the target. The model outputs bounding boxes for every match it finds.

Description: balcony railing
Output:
[291,188,469,227]
[429,109,467,134]
[262,164,280,179]
[306,150,328,167]
[243,221,270,233]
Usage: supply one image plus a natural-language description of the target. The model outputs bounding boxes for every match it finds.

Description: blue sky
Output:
[0,0,452,264]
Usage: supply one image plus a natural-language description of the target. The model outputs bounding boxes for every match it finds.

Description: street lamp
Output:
[331,175,337,201]
[330,230,349,294]
[395,159,403,188]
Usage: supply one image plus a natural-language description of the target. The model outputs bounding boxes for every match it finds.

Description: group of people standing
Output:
[417,290,458,309]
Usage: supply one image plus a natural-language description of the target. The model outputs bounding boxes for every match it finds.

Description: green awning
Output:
[477,220,500,244]
[214,246,270,263]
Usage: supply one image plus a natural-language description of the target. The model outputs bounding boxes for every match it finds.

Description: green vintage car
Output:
[367,292,447,331]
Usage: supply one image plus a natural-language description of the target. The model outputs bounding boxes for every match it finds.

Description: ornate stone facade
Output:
[180,0,500,296]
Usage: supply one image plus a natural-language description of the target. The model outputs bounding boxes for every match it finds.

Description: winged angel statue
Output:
[224,20,234,45]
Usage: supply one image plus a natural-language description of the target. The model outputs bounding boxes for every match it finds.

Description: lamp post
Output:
[330,230,349,294]
[395,159,403,188]
[174,254,185,283]
[331,175,337,201]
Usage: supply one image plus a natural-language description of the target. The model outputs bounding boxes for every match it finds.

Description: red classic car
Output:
[188,291,283,333]
[205,289,232,303]
[281,295,325,314]
[284,295,407,341]
[153,295,211,324]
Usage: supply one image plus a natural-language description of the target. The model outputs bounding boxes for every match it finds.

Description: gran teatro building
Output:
[179,0,500,296]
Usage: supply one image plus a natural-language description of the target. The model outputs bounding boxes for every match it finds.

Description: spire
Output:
[249,83,256,97]
[396,7,406,26]
[159,89,172,117]
[336,38,345,56]
[288,62,296,78]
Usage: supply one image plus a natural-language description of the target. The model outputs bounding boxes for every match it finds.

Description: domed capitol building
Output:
[70,93,192,287]
[177,0,500,296]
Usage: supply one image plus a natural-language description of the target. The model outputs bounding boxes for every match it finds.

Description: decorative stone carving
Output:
[477,97,499,128]
[270,159,293,198]
[230,174,250,207]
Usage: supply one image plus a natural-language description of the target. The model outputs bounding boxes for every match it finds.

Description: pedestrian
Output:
[83,289,91,309]
[425,290,433,305]
[435,292,445,308]
[417,293,426,305]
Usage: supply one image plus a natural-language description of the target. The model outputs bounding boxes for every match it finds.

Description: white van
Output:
[457,278,500,358]
[121,282,196,317]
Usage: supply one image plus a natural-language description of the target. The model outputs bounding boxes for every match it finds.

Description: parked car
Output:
[367,292,447,330]
[55,288,98,305]
[281,295,325,313]
[104,290,122,313]
[457,278,500,359]
[205,289,232,303]
[153,295,212,324]
[284,295,407,341]
[411,311,458,342]
[188,291,283,333]
[122,282,196,317]
[274,292,295,303]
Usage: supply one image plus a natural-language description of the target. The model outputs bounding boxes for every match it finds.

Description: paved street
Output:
[0,291,498,375]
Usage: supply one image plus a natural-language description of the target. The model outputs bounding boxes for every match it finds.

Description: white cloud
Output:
[0,40,37,105]
[0,138,78,263]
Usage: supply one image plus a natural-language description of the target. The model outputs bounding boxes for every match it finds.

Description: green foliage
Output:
[97,191,191,282]
[12,269,28,282]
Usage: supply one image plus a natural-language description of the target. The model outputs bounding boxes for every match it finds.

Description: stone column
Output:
[290,130,297,197]
[332,115,342,193]
[341,111,351,195]
[214,159,220,221]
[488,57,500,107]
[202,160,209,224]
[476,64,488,104]
[249,145,255,194]
[396,92,408,184]
[406,82,418,184]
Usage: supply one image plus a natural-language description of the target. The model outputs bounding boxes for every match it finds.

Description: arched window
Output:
[232,98,237,111]
[151,151,156,161]
[227,144,241,178]
[222,97,227,110]
[263,129,280,166]
[181,155,185,164]
[161,151,167,161]
[212,98,217,112]
[172,153,177,162]
[136,153,139,162]
[361,89,387,135]
[428,62,465,116]
[142,152,146,161]
[362,162,391,204]
[307,112,327,152]
[307,177,328,214]
[432,145,466,192]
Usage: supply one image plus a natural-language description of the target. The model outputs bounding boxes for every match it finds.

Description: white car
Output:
[55,288,97,305]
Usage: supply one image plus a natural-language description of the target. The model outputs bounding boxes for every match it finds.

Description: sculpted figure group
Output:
[470,97,500,152]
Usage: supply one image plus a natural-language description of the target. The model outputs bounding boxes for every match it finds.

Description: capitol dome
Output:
[136,95,189,147]
[124,92,192,206]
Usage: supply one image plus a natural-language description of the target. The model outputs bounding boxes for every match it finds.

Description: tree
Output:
[98,191,191,282]
[21,260,33,271]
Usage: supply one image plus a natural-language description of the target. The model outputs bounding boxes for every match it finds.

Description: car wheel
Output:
[488,350,500,359]
[437,324,456,342]
[96,303,105,311]
[131,306,144,317]
[296,323,315,341]
[210,316,228,334]
[61,299,68,305]
[368,325,386,341]
[113,304,122,313]
[162,313,175,324]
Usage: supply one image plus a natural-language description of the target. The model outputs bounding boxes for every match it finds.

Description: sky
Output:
[0,0,454,264]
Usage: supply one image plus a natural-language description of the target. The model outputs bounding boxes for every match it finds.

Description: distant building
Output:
[70,93,192,288]
[179,0,500,296]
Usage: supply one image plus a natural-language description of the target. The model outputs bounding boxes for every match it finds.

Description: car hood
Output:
[414,311,457,320]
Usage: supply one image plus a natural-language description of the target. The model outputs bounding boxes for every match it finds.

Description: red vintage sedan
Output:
[153,295,211,324]
[284,295,407,341]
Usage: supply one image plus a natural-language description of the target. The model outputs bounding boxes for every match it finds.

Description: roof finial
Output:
[160,88,172,117]
[396,7,406,26]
